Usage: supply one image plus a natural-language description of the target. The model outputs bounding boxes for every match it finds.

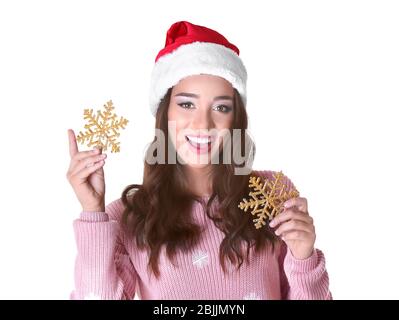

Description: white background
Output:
[0,0,398,299]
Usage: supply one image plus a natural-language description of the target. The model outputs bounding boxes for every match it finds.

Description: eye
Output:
[177,102,194,109]
[213,105,232,113]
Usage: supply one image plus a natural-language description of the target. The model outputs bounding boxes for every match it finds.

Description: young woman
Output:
[67,21,331,300]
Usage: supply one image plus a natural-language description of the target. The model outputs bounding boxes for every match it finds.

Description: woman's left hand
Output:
[269,197,316,260]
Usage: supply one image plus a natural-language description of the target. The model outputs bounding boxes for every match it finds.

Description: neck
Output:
[183,165,213,197]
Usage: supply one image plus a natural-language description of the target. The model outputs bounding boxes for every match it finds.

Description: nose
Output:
[191,105,213,130]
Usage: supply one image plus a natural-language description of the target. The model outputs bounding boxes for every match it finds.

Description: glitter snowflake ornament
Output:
[76,100,129,153]
[238,171,300,230]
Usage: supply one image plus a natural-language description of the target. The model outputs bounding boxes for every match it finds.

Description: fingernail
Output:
[269,220,275,227]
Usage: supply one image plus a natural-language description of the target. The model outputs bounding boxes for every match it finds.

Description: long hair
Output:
[121,87,278,278]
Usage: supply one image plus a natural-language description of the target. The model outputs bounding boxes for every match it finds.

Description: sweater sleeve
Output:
[278,242,332,300]
[70,201,138,300]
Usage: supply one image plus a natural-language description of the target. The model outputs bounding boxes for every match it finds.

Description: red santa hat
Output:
[149,21,247,117]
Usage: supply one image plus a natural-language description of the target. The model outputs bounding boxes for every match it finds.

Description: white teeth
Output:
[186,136,211,144]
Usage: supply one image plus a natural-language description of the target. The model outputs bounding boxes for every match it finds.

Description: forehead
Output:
[172,74,234,94]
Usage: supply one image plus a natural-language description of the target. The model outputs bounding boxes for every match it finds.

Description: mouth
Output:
[185,135,213,153]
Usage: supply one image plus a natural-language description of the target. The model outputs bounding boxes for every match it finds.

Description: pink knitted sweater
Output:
[71,170,331,300]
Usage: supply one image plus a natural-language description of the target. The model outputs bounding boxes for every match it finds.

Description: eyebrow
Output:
[174,92,233,101]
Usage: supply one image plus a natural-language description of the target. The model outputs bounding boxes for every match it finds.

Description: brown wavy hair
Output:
[121,87,278,278]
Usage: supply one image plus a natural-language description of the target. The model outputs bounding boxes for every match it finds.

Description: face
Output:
[167,74,234,169]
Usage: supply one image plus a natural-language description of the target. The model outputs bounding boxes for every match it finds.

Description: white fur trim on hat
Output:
[149,41,247,117]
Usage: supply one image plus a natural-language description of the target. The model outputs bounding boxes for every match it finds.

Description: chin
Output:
[184,162,212,169]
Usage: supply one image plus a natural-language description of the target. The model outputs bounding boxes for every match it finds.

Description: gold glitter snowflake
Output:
[76,100,128,153]
[238,171,300,229]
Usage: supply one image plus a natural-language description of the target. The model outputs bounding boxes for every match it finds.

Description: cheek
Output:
[214,115,233,149]
[168,106,193,146]
[168,120,187,148]
[214,113,233,130]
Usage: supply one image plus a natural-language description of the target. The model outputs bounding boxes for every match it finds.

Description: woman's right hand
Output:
[66,129,107,212]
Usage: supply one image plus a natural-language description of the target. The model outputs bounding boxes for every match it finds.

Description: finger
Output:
[73,159,106,181]
[269,208,312,228]
[71,154,107,176]
[74,148,102,162]
[281,230,313,242]
[68,149,103,174]
[284,197,308,212]
[274,220,314,236]
[68,129,79,158]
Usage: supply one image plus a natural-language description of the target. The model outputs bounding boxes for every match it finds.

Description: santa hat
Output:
[149,21,247,117]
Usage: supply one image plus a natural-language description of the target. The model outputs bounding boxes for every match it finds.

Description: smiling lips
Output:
[185,135,213,154]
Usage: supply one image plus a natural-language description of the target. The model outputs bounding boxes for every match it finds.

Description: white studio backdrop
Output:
[0,0,398,299]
